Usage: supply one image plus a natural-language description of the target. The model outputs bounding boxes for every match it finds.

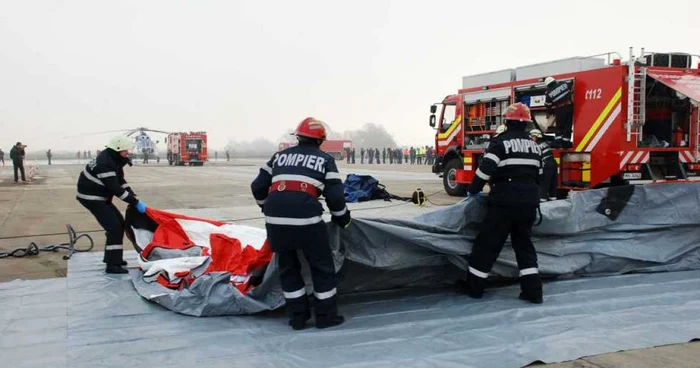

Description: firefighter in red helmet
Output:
[251,117,351,330]
[460,103,545,304]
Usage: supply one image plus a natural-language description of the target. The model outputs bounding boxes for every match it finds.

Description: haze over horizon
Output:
[1,0,698,151]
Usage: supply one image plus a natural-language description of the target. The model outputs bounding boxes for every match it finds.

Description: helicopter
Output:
[63,127,170,163]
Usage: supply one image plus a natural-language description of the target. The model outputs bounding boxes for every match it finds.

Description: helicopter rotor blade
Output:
[61,130,129,139]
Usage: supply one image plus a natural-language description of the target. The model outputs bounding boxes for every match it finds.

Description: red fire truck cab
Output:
[167,131,208,166]
[430,48,700,196]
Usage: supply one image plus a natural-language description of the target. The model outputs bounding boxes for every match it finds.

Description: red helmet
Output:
[294,117,327,139]
[503,102,532,123]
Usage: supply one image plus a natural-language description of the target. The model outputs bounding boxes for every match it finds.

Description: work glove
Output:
[136,201,147,214]
[332,211,352,229]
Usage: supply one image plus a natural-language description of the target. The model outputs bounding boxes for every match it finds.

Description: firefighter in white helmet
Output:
[530,129,558,201]
[544,76,574,148]
[76,135,147,274]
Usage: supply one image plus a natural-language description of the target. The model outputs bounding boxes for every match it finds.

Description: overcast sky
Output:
[1,0,698,151]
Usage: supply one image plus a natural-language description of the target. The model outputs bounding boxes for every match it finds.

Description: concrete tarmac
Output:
[0,158,697,367]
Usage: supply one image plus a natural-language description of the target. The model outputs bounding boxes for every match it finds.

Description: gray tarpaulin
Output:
[4,252,700,368]
[132,182,700,316]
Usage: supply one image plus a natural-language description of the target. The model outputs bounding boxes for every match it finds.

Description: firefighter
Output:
[461,103,544,304]
[545,76,574,148]
[251,117,351,330]
[530,129,558,202]
[76,136,147,274]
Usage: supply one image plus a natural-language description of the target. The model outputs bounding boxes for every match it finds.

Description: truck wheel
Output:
[443,158,467,196]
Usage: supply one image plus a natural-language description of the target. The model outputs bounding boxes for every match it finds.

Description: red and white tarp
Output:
[133,209,272,294]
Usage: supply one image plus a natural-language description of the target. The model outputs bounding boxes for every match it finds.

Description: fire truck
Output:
[167,131,208,166]
[430,48,700,196]
[278,139,353,160]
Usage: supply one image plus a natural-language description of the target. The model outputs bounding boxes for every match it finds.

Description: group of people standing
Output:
[349,146,435,165]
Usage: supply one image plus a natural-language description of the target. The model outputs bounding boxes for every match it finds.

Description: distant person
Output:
[142,148,149,164]
[346,148,351,164]
[360,148,365,164]
[351,148,356,164]
[46,149,52,165]
[226,150,230,161]
[375,148,380,165]
[0,148,5,166]
[368,148,373,164]
[382,148,386,164]
[10,142,27,183]
[76,136,146,274]
[387,148,393,164]
[404,148,409,164]
[410,147,416,165]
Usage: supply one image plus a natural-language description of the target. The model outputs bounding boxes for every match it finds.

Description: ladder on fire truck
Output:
[626,49,646,142]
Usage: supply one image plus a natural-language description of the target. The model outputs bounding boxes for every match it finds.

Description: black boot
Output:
[105,265,129,274]
[519,292,543,304]
[519,274,543,304]
[103,260,127,266]
[458,275,485,299]
[314,295,345,329]
[286,295,311,331]
[316,315,345,329]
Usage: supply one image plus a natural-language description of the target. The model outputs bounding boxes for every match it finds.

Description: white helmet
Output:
[529,129,543,138]
[106,135,135,152]
[544,76,556,86]
[495,125,507,136]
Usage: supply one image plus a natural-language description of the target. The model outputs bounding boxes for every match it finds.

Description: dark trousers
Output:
[539,166,558,200]
[554,105,574,141]
[78,199,125,265]
[13,162,26,182]
[266,222,339,323]
[466,204,542,297]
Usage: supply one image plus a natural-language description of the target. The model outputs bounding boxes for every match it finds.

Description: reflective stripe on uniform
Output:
[475,168,490,180]
[314,288,337,300]
[283,287,306,299]
[96,171,117,179]
[118,191,130,200]
[77,192,108,201]
[519,267,539,276]
[105,244,123,250]
[271,174,324,190]
[469,266,489,279]
[330,206,347,216]
[265,215,323,226]
[498,158,541,167]
[483,153,500,165]
[262,164,272,175]
[256,199,265,205]
[82,170,104,186]
[121,183,130,189]
[325,171,341,180]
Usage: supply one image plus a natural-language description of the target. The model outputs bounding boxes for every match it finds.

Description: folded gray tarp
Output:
[132,182,700,316]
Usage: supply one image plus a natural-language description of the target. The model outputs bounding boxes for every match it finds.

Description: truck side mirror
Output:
[430,105,437,114]
[429,114,436,127]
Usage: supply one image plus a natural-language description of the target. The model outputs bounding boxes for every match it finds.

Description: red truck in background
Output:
[167,131,208,166]
[278,139,353,160]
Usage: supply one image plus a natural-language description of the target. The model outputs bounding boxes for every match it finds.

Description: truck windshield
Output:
[441,104,457,131]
